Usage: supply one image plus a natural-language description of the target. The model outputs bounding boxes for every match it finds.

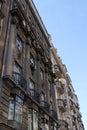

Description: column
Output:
[5,16,18,76]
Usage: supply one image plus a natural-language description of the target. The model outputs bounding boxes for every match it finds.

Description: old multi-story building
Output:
[0,0,84,130]
[51,44,84,130]
[0,0,58,130]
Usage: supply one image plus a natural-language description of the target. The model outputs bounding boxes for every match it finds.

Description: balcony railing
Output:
[12,0,27,18]
[53,64,61,78]
[72,115,76,125]
[68,87,73,97]
[12,72,27,90]
[57,99,67,112]
[69,99,73,110]
[41,101,50,113]
[51,110,58,120]
[58,120,68,130]
[56,81,65,94]
[29,89,40,103]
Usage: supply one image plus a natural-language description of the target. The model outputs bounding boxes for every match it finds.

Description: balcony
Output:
[12,72,27,90]
[41,101,50,113]
[68,87,73,97]
[56,81,65,94]
[0,9,4,19]
[69,99,73,110]
[51,110,58,120]
[57,99,67,112]
[36,43,43,54]
[58,120,69,130]
[11,0,27,19]
[29,89,40,104]
[72,115,76,126]
[53,64,62,78]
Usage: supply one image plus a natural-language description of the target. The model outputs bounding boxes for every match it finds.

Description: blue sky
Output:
[33,0,87,129]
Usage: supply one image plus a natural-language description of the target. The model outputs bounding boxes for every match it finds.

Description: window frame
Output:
[16,37,22,53]
[28,109,38,130]
[30,54,35,70]
[29,79,35,97]
[13,62,22,84]
[40,68,44,80]
[40,92,45,106]
[8,95,23,123]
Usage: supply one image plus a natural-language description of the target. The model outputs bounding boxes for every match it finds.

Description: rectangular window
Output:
[41,93,45,106]
[0,19,3,35]
[16,38,22,53]
[8,95,23,123]
[48,80,51,96]
[28,109,38,130]
[50,101,53,111]
[28,109,32,130]
[33,110,38,130]
[13,62,21,84]
[30,54,35,70]
[41,118,49,130]
[8,97,14,120]
[29,79,35,96]
[40,69,44,80]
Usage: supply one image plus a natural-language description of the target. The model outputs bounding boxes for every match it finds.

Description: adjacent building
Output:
[51,44,84,130]
[0,0,84,130]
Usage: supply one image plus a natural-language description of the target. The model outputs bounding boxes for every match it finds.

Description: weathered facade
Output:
[0,0,58,130]
[0,0,84,130]
[51,44,84,130]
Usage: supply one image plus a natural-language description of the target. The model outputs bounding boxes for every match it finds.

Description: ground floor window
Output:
[28,109,38,130]
[8,95,23,123]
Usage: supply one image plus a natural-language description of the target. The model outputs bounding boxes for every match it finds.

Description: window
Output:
[28,109,38,130]
[0,18,3,35]
[40,69,44,80]
[48,80,51,96]
[48,81,51,90]
[33,110,38,130]
[16,38,22,53]
[41,118,49,130]
[50,101,53,112]
[41,93,45,106]
[29,79,35,96]
[30,55,35,70]
[13,62,21,84]
[8,95,23,123]
[51,125,57,130]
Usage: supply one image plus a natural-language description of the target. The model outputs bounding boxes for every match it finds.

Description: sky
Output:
[33,0,87,129]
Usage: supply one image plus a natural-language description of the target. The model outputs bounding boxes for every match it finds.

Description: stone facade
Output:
[0,0,84,130]
[51,44,84,130]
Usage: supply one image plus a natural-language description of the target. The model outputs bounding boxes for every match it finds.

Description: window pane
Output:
[45,124,49,130]
[30,89,35,96]
[14,63,20,73]
[30,80,35,89]
[16,38,22,52]
[33,110,38,130]
[28,109,33,130]
[30,80,35,96]
[15,102,22,123]
[13,63,21,84]
[41,93,45,106]
[40,69,44,80]
[41,93,45,101]
[16,96,23,104]
[8,100,14,120]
